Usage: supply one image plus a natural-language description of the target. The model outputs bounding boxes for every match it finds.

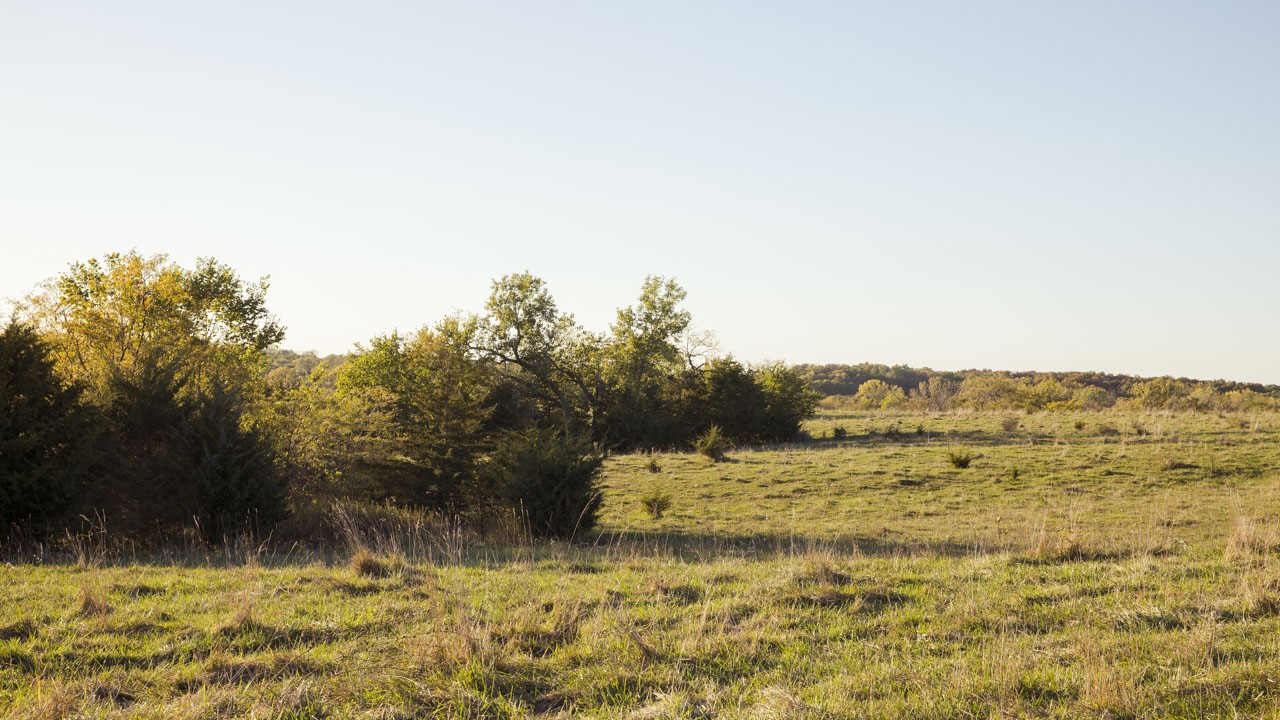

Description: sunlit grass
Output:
[3,409,1279,718]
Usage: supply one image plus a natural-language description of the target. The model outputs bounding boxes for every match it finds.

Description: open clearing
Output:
[4,411,1280,719]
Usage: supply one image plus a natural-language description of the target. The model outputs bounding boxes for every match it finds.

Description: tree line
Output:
[801,364,1280,413]
[2,252,818,543]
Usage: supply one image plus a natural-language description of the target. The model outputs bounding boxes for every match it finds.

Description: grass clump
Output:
[946,447,977,469]
[76,583,111,618]
[350,549,392,579]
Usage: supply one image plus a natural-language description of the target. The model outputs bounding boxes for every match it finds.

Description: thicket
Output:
[2,254,819,543]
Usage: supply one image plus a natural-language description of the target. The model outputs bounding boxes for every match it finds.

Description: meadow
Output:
[4,410,1280,719]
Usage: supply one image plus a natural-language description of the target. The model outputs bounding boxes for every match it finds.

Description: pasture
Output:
[4,410,1280,719]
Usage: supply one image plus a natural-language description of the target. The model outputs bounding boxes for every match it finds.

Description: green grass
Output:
[4,409,1280,718]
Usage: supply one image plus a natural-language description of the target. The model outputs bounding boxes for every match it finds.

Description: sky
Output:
[2,2,1277,383]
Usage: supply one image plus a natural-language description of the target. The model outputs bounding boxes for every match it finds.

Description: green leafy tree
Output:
[1015,378,1075,411]
[1129,377,1191,410]
[1072,384,1113,411]
[954,374,1018,410]
[467,273,605,433]
[756,362,821,440]
[693,357,766,443]
[22,251,284,402]
[19,252,287,538]
[601,276,692,447]
[338,325,494,507]
[256,367,402,502]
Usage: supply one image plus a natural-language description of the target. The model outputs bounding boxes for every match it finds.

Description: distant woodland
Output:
[3,251,1275,547]
[799,364,1279,413]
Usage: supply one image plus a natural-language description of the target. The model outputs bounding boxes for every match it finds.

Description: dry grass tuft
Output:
[749,686,826,719]
[350,549,393,579]
[76,583,112,618]
[1225,516,1280,564]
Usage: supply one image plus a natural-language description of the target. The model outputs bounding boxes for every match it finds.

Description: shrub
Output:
[641,491,673,519]
[1000,416,1020,433]
[488,427,604,540]
[831,425,848,440]
[645,457,661,474]
[694,425,730,462]
[947,448,977,469]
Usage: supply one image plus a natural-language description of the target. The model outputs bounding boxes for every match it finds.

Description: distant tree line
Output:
[800,364,1280,412]
[2,252,818,543]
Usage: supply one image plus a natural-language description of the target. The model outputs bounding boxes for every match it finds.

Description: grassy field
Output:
[4,410,1280,718]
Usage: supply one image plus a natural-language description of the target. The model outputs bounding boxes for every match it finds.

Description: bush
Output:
[832,425,848,440]
[641,491,673,519]
[694,425,730,462]
[488,427,604,540]
[947,448,977,469]
[1000,416,1020,433]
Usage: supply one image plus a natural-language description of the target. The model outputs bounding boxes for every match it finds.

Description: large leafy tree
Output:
[600,276,693,447]
[467,273,605,433]
[19,252,288,538]
[22,251,284,402]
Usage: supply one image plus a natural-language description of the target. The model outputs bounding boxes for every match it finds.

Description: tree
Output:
[468,273,604,433]
[695,357,766,443]
[337,325,494,507]
[954,374,1018,410]
[182,384,285,539]
[601,276,692,447]
[0,321,99,533]
[1129,377,1190,410]
[911,377,958,411]
[852,379,906,410]
[756,362,821,440]
[256,366,402,503]
[19,252,288,538]
[22,251,284,403]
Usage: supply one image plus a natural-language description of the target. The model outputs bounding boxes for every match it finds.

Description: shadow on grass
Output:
[587,528,987,560]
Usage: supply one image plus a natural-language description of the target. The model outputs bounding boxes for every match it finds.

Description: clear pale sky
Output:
[2,2,1277,383]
